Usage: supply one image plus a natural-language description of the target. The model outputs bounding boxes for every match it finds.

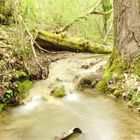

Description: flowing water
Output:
[0,53,140,140]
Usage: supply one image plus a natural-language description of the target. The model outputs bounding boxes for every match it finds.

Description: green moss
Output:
[17,80,32,94]
[96,80,107,91]
[0,104,4,112]
[15,71,31,94]
[96,69,112,91]
[96,48,126,91]
[51,86,66,98]
[38,30,112,54]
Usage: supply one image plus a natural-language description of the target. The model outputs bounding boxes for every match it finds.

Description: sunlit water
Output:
[0,53,140,140]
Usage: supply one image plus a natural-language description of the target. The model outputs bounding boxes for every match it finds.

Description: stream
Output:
[0,53,140,140]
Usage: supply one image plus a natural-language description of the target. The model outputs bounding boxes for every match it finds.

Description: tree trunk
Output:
[96,0,140,91]
[108,0,140,73]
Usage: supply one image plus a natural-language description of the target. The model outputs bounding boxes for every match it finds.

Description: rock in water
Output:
[54,127,82,140]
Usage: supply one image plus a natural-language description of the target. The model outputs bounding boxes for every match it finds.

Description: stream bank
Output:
[0,27,49,111]
[0,53,140,140]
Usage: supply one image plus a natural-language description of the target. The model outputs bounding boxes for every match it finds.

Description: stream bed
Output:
[0,53,140,140]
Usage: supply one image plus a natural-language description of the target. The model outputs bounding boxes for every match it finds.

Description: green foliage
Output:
[4,89,13,101]
[16,70,27,79]
[20,0,113,44]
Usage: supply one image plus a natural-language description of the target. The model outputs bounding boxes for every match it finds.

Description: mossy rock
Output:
[51,86,66,98]
[77,75,93,90]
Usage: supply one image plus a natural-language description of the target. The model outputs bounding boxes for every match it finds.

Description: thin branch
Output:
[0,41,12,48]
[35,41,57,54]
[13,0,43,71]
[103,22,113,43]
[86,0,102,13]
[87,9,113,16]
[57,0,113,34]
[95,17,103,38]
[19,15,43,70]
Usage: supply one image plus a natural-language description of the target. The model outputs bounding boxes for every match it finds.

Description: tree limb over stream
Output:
[35,30,112,54]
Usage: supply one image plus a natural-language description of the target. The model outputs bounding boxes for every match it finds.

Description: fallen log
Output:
[54,128,83,140]
[35,30,112,54]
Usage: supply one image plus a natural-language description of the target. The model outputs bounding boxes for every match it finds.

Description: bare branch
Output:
[56,0,113,34]
[103,22,113,43]
[88,9,113,16]
[86,0,102,14]
[35,41,57,54]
